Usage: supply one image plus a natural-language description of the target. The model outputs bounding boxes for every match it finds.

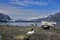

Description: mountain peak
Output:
[0,13,11,22]
[54,13,60,16]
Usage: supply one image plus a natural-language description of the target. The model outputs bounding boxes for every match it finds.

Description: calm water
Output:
[0,22,41,27]
[0,22,60,28]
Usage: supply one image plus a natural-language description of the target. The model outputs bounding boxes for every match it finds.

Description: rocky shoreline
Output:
[1,25,60,40]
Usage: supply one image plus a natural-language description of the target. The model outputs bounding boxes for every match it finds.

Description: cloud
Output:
[34,1,50,6]
[0,3,51,20]
[9,0,51,6]
[0,0,59,20]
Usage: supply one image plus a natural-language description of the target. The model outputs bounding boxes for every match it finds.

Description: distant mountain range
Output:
[0,13,11,22]
[31,13,60,22]
[0,13,60,22]
[27,16,48,20]
[46,13,60,22]
[15,13,60,22]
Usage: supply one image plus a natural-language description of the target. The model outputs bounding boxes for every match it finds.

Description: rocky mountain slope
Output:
[32,13,60,22]
[0,13,11,22]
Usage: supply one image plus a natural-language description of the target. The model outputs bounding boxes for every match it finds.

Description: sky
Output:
[0,0,60,20]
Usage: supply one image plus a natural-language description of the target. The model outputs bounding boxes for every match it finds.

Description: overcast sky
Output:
[0,0,60,20]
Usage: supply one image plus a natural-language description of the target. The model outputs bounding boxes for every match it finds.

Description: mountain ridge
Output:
[29,13,60,22]
[0,13,11,22]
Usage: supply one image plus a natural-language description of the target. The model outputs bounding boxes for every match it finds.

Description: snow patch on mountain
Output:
[27,16,48,20]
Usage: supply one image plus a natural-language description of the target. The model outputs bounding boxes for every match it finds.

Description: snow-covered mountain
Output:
[27,16,48,21]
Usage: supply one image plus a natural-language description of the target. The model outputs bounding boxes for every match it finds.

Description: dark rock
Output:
[0,13,11,22]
